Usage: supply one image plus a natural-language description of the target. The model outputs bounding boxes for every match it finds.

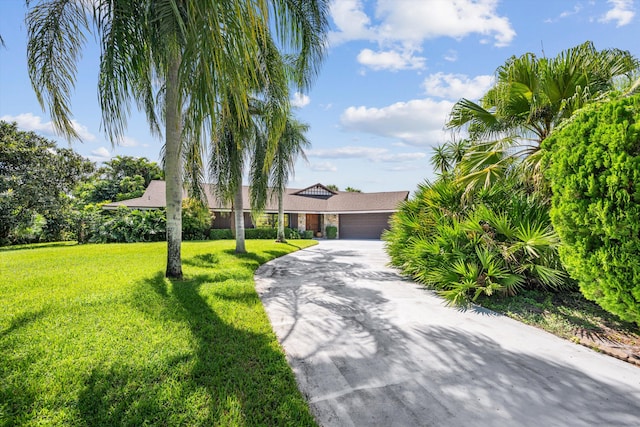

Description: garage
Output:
[339,212,392,239]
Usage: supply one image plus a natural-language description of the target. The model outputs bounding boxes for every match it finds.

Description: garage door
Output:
[339,213,392,239]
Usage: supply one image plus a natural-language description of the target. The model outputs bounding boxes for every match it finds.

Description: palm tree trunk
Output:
[277,192,286,242]
[234,180,246,253]
[165,51,183,279]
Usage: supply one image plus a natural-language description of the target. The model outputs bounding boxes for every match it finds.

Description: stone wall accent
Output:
[298,214,306,232]
[325,213,339,239]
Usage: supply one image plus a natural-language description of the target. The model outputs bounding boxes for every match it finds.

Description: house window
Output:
[255,213,289,228]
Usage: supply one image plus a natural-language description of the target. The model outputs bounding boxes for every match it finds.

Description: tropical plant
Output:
[269,117,310,242]
[26,0,329,277]
[543,94,640,325]
[447,41,639,193]
[384,176,570,306]
[181,198,211,240]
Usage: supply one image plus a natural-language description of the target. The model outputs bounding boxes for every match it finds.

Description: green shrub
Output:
[284,228,301,239]
[182,198,212,240]
[302,230,314,239]
[90,207,166,243]
[384,176,570,306]
[209,229,233,240]
[543,94,640,325]
[245,228,277,239]
[325,225,337,239]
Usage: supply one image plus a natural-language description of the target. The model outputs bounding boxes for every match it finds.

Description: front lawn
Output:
[0,240,318,426]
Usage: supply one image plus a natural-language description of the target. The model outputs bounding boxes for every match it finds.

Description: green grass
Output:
[0,240,318,426]
[477,289,640,341]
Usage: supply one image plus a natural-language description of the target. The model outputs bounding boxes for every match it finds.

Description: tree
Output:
[75,155,163,204]
[326,184,339,191]
[447,41,639,193]
[345,187,361,193]
[26,0,329,278]
[0,121,94,244]
[544,94,640,325]
[269,117,310,243]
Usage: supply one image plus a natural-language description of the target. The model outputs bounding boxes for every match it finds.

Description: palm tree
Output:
[447,41,639,193]
[26,0,329,277]
[269,117,310,243]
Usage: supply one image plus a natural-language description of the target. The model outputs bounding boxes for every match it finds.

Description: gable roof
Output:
[103,180,409,214]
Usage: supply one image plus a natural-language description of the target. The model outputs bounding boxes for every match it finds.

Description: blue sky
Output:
[1,0,639,192]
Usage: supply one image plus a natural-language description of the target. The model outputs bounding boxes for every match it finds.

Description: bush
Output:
[90,207,166,243]
[302,230,314,239]
[384,176,570,306]
[543,94,640,325]
[182,198,212,240]
[245,228,277,239]
[325,225,337,239]
[284,228,301,239]
[210,229,233,240]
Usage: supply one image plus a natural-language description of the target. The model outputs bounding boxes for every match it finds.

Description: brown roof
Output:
[104,180,409,213]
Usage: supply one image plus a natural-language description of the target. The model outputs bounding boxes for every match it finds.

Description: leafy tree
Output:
[326,184,339,191]
[544,94,640,325]
[0,121,94,244]
[345,187,361,193]
[26,0,329,278]
[447,41,639,193]
[76,155,163,204]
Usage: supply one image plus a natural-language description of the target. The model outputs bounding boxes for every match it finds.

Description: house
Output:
[104,180,409,239]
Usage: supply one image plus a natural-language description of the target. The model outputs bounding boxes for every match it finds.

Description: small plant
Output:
[303,230,314,239]
[325,225,337,239]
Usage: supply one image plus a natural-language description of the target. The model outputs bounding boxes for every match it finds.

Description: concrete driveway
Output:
[255,240,640,427]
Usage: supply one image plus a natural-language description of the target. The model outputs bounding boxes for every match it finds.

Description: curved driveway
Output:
[255,240,640,427]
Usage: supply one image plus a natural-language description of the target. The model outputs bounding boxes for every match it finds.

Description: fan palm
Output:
[447,41,639,193]
[26,0,329,277]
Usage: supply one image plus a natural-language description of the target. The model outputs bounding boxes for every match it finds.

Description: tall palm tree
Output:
[447,41,639,193]
[270,117,310,243]
[26,0,329,277]
[208,27,292,254]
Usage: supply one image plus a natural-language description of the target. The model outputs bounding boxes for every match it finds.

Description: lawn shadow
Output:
[78,269,316,426]
[0,309,48,426]
[0,242,77,252]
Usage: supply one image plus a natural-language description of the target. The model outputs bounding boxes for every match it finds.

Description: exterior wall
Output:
[297,214,306,232]
[211,211,254,229]
[212,211,231,229]
[324,213,340,239]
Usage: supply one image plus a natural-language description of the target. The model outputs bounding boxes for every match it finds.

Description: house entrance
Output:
[305,214,321,233]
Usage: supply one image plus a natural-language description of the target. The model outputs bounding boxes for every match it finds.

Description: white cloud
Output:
[340,98,454,146]
[600,0,635,26]
[444,50,458,62]
[328,0,376,45]
[119,136,139,147]
[357,48,426,71]
[309,161,338,172]
[0,112,96,141]
[422,72,493,100]
[291,92,311,108]
[330,0,516,48]
[308,145,426,163]
[91,147,111,159]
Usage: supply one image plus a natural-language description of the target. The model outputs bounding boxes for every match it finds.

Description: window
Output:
[255,213,289,228]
